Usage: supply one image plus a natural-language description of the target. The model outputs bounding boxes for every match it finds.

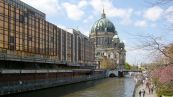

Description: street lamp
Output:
[96,61,100,69]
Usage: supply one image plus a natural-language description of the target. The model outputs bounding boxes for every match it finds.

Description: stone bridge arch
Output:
[106,70,118,77]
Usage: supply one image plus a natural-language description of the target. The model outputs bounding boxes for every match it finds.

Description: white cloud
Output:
[56,24,76,34]
[151,24,157,28]
[90,0,133,25]
[134,20,147,28]
[134,11,142,16]
[56,24,67,30]
[122,40,127,44]
[90,0,129,17]
[90,0,110,14]
[78,0,88,8]
[79,27,90,37]
[21,0,61,16]
[62,1,88,20]
[83,15,94,23]
[126,48,152,65]
[165,6,173,23]
[121,9,133,25]
[144,6,163,21]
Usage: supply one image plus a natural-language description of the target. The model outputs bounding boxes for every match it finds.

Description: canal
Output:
[6,77,135,97]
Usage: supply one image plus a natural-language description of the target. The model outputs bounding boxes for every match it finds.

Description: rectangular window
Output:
[16,9,19,14]
[0,6,4,14]
[4,22,8,29]
[0,15,3,21]
[0,2,4,7]
[5,9,8,16]
[16,26,19,32]
[19,15,24,23]
[9,36,14,43]
[10,24,15,31]
[28,36,32,41]
[16,13,19,20]
[9,45,15,50]
[0,33,3,43]
[0,20,3,28]
[9,36,15,50]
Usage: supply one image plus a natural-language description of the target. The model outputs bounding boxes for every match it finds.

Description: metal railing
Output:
[0,52,58,64]
[0,52,96,67]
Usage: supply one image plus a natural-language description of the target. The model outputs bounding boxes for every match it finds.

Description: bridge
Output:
[122,70,142,72]
[106,69,142,77]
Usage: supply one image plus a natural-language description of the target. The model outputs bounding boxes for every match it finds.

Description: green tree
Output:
[124,62,132,70]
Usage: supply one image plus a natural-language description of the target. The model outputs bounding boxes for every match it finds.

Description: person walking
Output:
[142,79,145,86]
[149,87,151,94]
[142,89,145,97]
[151,84,154,94]
[146,81,149,89]
[147,81,151,94]
[139,90,142,97]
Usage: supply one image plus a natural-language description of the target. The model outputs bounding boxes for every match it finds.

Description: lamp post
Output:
[98,61,100,69]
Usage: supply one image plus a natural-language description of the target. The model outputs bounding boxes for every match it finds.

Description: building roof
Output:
[90,9,117,34]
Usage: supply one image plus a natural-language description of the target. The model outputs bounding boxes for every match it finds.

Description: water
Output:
[6,77,135,97]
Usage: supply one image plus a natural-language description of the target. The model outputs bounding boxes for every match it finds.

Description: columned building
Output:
[89,9,126,70]
[0,0,95,69]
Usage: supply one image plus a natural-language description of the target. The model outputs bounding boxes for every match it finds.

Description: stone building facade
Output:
[89,9,126,69]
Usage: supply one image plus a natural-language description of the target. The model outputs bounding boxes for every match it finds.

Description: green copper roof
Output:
[90,10,116,34]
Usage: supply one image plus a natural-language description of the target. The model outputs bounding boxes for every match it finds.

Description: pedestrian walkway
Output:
[135,84,157,97]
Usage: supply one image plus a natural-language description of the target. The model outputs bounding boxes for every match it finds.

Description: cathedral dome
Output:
[90,10,117,34]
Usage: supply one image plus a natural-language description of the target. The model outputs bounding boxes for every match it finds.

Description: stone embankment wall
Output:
[0,73,106,95]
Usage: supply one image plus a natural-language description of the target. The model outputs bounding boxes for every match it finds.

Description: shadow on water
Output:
[3,78,108,97]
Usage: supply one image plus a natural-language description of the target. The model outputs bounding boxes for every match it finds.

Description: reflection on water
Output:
[6,77,135,97]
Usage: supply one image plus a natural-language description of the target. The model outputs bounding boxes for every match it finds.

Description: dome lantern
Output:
[101,8,106,18]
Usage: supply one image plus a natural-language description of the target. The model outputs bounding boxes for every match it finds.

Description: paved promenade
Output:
[135,84,157,97]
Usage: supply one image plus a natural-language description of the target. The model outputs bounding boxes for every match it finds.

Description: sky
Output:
[21,0,173,65]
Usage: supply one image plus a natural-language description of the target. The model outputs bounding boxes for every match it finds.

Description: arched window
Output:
[96,52,100,56]
[105,38,107,44]
[101,37,104,45]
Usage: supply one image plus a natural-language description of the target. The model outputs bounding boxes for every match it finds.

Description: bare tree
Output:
[132,33,173,65]
[142,0,173,65]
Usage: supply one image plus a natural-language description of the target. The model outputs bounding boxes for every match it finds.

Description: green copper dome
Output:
[90,10,117,34]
